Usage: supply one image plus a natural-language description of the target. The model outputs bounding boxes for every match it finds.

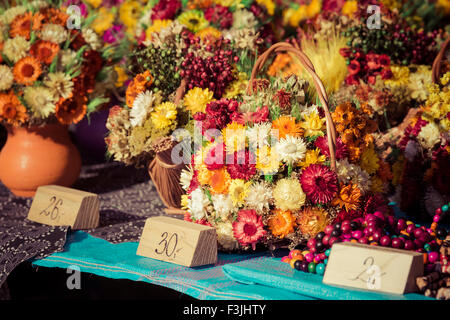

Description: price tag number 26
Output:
[155,232,182,259]
[39,196,63,221]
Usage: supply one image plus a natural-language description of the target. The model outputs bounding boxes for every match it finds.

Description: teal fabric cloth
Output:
[32,231,432,300]
[31,231,312,300]
[222,257,433,300]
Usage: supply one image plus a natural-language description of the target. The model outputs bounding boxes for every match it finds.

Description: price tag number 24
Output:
[155,232,182,259]
[39,196,63,221]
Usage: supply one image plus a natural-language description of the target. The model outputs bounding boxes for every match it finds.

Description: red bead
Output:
[372,230,383,242]
[428,252,439,263]
[358,237,369,244]
[322,235,330,246]
[435,208,442,215]
[406,224,416,234]
[307,238,317,249]
[380,236,391,247]
[324,225,334,235]
[404,240,415,250]
[391,238,404,249]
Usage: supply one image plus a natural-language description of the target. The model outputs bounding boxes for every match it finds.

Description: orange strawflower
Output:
[30,40,60,64]
[9,12,43,39]
[268,209,296,239]
[272,115,303,139]
[332,183,362,212]
[209,167,231,194]
[197,164,213,186]
[126,71,153,107]
[297,206,331,239]
[55,92,87,125]
[187,0,213,10]
[13,56,42,85]
[0,91,28,126]
[41,8,69,26]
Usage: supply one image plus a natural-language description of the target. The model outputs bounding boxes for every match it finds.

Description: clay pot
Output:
[0,124,82,197]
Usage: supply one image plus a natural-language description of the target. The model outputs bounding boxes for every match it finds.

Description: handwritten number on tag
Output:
[39,196,63,221]
[155,232,179,258]
[349,256,383,289]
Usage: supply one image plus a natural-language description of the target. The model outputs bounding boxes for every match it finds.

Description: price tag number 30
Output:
[155,232,182,259]
[39,196,63,221]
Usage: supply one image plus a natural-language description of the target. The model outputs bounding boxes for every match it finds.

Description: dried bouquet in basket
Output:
[105,12,270,167]
[180,43,392,252]
[0,0,115,128]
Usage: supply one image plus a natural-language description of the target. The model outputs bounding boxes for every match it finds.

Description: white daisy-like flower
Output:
[180,166,194,191]
[211,194,235,220]
[246,122,272,149]
[81,28,103,51]
[30,0,49,9]
[23,86,56,119]
[404,140,419,162]
[275,135,307,164]
[0,6,26,24]
[40,24,68,44]
[188,188,210,220]
[59,49,77,68]
[130,90,157,127]
[232,9,258,30]
[350,165,372,194]
[417,122,441,150]
[335,159,353,184]
[43,72,74,100]
[336,159,371,193]
[216,222,239,251]
[301,105,320,117]
[245,181,273,213]
[0,65,14,91]
[2,36,30,63]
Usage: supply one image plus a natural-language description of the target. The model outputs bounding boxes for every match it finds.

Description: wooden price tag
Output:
[27,185,99,229]
[323,242,424,294]
[137,216,218,267]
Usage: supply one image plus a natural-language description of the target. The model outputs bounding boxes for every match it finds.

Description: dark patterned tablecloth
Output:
[0,161,166,290]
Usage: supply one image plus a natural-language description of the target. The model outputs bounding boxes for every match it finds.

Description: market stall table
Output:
[0,161,435,300]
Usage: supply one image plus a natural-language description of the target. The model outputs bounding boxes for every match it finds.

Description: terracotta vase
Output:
[0,124,82,197]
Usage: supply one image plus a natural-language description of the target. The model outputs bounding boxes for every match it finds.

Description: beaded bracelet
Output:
[282,202,449,275]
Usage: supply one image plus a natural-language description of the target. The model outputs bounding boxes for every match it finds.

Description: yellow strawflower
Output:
[151,102,177,129]
[183,87,214,115]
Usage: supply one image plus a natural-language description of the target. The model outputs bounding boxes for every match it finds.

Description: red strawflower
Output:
[235,106,269,125]
[366,53,380,70]
[345,74,359,85]
[348,59,361,75]
[381,68,393,79]
[205,143,226,170]
[300,164,338,204]
[204,5,233,29]
[226,150,256,180]
[275,89,292,109]
[378,54,390,67]
[334,209,362,223]
[187,171,200,193]
[322,0,346,12]
[315,136,349,160]
[233,209,266,249]
[151,0,181,21]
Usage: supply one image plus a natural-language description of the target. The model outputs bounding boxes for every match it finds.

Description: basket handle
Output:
[247,41,337,171]
[432,36,450,84]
